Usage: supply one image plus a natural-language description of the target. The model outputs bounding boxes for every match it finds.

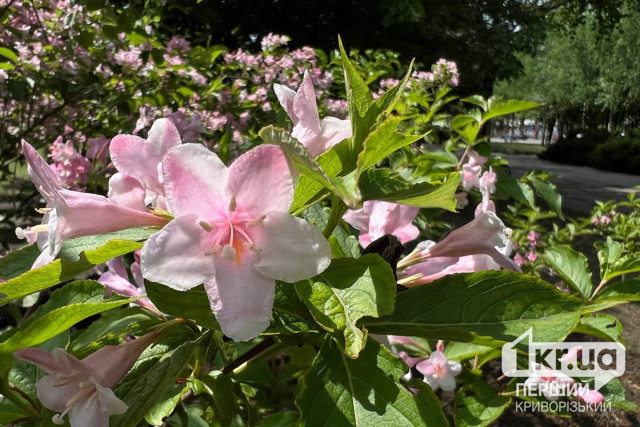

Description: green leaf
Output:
[145,281,219,330]
[0,399,27,424]
[145,384,188,426]
[303,204,360,258]
[454,382,511,427]
[0,239,142,306]
[360,169,460,211]
[0,244,40,280]
[526,174,564,219]
[481,100,539,122]
[268,281,317,334]
[372,59,414,115]
[444,342,493,361]
[199,371,241,426]
[58,227,155,261]
[296,337,447,426]
[260,126,331,187]
[599,378,638,411]
[0,281,134,363]
[494,174,536,210]
[575,314,622,342]
[0,47,18,63]
[356,117,426,177]
[593,279,640,302]
[295,254,396,357]
[112,333,206,427]
[541,245,593,298]
[338,38,374,119]
[261,411,299,427]
[366,271,595,346]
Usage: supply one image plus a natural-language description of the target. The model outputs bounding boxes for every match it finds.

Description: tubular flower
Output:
[273,70,351,157]
[16,141,168,269]
[14,331,158,427]
[140,144,331,341]
[415,341,461,392]
[461,150,487,190]
[399,181,519,274]
[343,201,419,247]
[110,118,182,209]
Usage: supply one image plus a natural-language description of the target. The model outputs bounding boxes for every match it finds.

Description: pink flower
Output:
[415,342,461,392]
[98,256,161,315]
[461,151,487,190]
[527,231,540,247]
[402,183,519,273]
[273,71,352,157]
[17,141,167,268]
[573,386,604,404]
[454,192,469,209]
[110,118,182,209]
[526,251,538,262]
[524,364,574,400]
[559,345,582,364]
[514,252,526,267]
[14,331,158,427]
[343,201,419,247]
[601,215,611,225]
[480,168,497,194]
[591,217,600,226]
[140,144,331,340]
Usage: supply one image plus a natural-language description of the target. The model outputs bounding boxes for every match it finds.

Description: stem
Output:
[323,195,348,239]
[589,279,608,301]
[0,381,39,418]
[221,337,276,375]
[473,355,479,370]
[456,144,472,170]
[229,342,285,377]
[9,383,40,411]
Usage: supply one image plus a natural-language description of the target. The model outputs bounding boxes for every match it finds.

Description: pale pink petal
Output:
[416,359,436,376]
[98,272,138,298]
[273,83,297,123]
[22,140,61,202]
[251,210,331,282]
[205,250,275,341]
[36,374,78,413]
[448,360,462,376]
[291,71,322,145]
[14,348,66,374]
[109,135,165,197]
[108,173,147,212]
[402,254,501,285]
[397,351,422,369]
[343,209,370,232]
[368,202,419,244]
[140,215,216,291]
[438,374,457,392]
[147,118,182,154]
[304,116,352,157]
[54,190,167,241]
[559,346,582,363]
[227,145,293,216]
[573,386,604,403]
[162,144,229,218]
[68,393,112,427]
[83,331,158,388]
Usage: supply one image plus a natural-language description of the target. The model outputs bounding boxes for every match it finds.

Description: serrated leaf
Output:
[541,245,593,298]
[295,254,396,357]
[527,174,564,219]
[366,271,597,346]
[356,117,425,177]
[112,333,206,427]
[360,169,460,211]
[593,279,640,301]
[145,281,219,330]
[296,337,447,426]
[575,314,622,342]
[145,384,188,426]
[303,204,360,258]
[0,281,134,364]
[482,100,539,122]
[454,382,511,427]
[599,378,638,411]
[0,239,142,306]
[58,227,155,261]
[267,281,317,334]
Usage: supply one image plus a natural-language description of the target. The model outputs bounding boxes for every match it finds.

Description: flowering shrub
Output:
[1,2,639,424]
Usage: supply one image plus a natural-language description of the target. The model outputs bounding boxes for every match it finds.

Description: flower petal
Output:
[251,211,331,282]
[67,388,113,427]
[108,173,147,212]
[291,71,321,144]
[162,144,229,218]
[304,116,352,157]
[36,374,79,413]
[22,140,61,202]
[227,145,293,216]
[141,215,216,291]
[205,250,275,341]
[273,83,297,123]
[368,202,419,245]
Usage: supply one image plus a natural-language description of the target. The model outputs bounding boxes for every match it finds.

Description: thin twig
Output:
[221,337,275,374]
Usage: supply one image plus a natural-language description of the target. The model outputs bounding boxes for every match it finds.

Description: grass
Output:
[490,141,546,155]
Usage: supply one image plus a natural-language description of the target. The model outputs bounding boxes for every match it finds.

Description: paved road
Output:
[502,154,639,216]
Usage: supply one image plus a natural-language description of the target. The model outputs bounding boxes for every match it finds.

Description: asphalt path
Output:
[501,154,639,216]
